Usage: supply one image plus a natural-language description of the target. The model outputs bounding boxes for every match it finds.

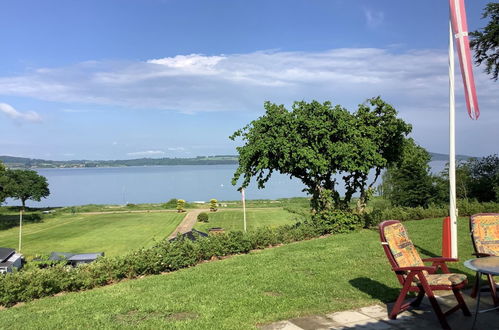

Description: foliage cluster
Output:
[209,198,218,212]
[176,199,186,212]
[381,139,441,208]
[437,155,499,203]
[0,164,50,208]
[470,2,499,81]
[382,142,499,207]
[362,199,499,228]
[0,211,366,307]
[197,212,209,222]
[231,97,411,212]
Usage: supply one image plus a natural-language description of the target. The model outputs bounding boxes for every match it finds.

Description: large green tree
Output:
[230,97,411,212]
[4,169,50,210]
[381,139,439,208]
[470,2,499,81]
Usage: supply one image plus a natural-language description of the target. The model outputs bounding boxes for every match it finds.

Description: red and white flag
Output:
[449,0,480,119]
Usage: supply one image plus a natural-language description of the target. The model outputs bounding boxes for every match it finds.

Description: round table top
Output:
[464,256,499,276]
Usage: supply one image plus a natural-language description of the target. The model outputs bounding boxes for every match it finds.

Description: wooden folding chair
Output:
[379,220,471,329]
[469,213,499,306]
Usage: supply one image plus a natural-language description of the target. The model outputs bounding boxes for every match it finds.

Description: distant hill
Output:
[429,152,473,162]
[0,155,239,169]
[0,153,475,169]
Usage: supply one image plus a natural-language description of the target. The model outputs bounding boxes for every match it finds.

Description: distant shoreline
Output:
[1,152,474,169]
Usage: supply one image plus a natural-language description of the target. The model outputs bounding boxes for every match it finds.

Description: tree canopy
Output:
[470,2,499,81]
[381,139,440,208]
[3,169,50,209]
[230,97,411,211]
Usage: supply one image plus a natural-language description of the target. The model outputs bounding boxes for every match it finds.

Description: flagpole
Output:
[449,20,458,259]
[242,188,247,232]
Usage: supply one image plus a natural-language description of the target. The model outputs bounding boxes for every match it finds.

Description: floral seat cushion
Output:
[383,222,424,268]
[471,214,499,256]
[413,273,467,286]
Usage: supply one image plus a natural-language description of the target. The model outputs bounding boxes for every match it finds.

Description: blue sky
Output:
[0,0,497,160]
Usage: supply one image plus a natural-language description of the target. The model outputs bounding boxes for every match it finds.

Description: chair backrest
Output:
[470,213,499,257]
[379,220,424,284]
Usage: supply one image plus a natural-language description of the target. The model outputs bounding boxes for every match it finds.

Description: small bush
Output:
[163,198,178,209]
[176,199,186,213]
[197,212,209,222]
[210,199,218,212]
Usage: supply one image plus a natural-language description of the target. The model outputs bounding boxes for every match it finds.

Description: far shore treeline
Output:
[0,155,239,169]
[0,153,471,169]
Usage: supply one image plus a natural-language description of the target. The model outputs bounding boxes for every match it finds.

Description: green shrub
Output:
[0,207,384,307]
[163,198,178,209]
[210,199,218,212]
[197,212,209,222]
[176,199,186,213]
[311,209,363,234]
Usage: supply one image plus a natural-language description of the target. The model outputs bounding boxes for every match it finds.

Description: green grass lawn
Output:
[0,212,184,258]
[193,208,299,232]
[0,217,479,329]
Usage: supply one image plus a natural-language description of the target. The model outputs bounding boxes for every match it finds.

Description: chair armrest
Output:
[422,257,458,263]
[472,253,492,258]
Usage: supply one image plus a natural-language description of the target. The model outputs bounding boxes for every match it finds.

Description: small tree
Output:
[470,3,499,81]
[176,199,186,213]
[197,212,209,222]
[381,139,439,208]
[3,169,50,252]
[209,198,218,212]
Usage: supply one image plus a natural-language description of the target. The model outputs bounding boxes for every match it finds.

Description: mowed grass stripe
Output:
[0,217,477,329]
[193,208,299,232]
[0,212,185,257]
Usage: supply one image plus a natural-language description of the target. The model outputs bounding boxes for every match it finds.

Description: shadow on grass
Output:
[349,277,400,303]
[0,213,43,230]
[414,244,440,258]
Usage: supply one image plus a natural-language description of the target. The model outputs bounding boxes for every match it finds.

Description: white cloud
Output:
[0,49,497,155]
[363,8,384,28]
[0,102,42,122]
[167,147,185,151]
[126,150,165,157]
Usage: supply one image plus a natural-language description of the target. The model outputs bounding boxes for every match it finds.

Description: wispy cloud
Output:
[363,8,384,28]
[0,49,458,113]
[167,147,185,151]
[126,150,165,157]
[0,102,42,122]
[0,49,496,155]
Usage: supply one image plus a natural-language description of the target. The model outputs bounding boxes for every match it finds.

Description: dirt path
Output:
[168,209,208,239]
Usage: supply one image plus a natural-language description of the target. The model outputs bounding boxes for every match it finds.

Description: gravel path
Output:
[168,209,208,239]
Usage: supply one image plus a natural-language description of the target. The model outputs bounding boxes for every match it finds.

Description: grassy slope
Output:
[193,208,298,232]
[0,212,184,257]
[0,217,477,329]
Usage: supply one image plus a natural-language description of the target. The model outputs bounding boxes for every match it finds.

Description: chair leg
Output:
[410,289,425,307]
[452,288,471,316]
[420,278,451,330]
[390,277,415,320]
[486,274,498,306]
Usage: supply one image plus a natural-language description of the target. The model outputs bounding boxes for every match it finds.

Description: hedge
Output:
[1,201,497,307]
[0,214,349,307]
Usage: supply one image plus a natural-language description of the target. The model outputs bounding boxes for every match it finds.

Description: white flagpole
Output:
[449,20,458,259]
[242,188,247,232]
[18,209,23,252]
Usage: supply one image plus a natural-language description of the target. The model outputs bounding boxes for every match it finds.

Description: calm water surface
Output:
[6,161,448,207]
